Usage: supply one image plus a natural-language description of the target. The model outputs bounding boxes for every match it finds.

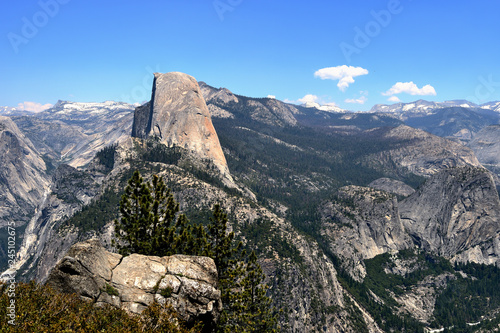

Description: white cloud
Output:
[17,101,53,113]
[297,94,319,104]
[345,96,368,104]
[387,96,401,103]
[286,94,340,108]
[267,95,276,99]
[382,81,436,96]
[314,65,369,92]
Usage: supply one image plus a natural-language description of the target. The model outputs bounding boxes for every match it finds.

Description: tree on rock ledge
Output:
[113,170,204,256]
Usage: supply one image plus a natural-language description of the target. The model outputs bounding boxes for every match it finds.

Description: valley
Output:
[1,72,500,332]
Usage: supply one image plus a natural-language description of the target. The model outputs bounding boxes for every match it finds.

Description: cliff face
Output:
[468,125,500,165]
[468,124,500,181]
[132,72,231,178]
[3,73,500,331]
[0,116,49,229]
[400,166,500,264]
[2,163,100,282]
[321,186,413,279]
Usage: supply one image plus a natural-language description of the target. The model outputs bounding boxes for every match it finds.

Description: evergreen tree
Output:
[149,174,180,256]
[218,259,247,333]
[113,170,152,255]
[113,171,197,257]
[172,213,208,256]
[114,171,278,332]
[230,251,278,333]
[205,204,241,279]
[204,205,278,332]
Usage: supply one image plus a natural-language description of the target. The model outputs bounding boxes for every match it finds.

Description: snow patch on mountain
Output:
[302,101,346,113]
[370,99,487,114]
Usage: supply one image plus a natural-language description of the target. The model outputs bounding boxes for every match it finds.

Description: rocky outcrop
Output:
[199,82,239,104]
[132,72,231,179]
[369,178,415,197]
[321,186,412,279]
[468,124,500,178]
[400,166,500,265]
[379,251,458,324]
[367,125,482,177]
[46,240,222,329]
[394,272,456,324]
[200,81,299,127]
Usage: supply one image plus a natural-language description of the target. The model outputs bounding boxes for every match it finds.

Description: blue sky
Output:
[1,0,499,111]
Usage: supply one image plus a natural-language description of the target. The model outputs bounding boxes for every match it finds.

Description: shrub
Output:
[0,281,200,333]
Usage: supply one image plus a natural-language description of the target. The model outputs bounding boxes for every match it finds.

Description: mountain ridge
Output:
[1,72,500,332]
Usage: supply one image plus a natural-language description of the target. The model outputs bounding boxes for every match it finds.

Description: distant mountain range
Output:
[5,100,135,168]
[1,76,500,332]
[3,98,500,116]
[370,99,500,113]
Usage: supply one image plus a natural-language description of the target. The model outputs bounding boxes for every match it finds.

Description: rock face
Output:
[2,164,100,282]
[321,186,412,279]
[367,125,482,177]
[199,82,239,105]
[383,253,457,324]
[0,116,49,228]
[132,72,231,178]
[12,101,135,168]
[46,240,222,329]
[400,166,500,264]
[200,81,299,127]
[369,178,415,197]
[468,124,500,177]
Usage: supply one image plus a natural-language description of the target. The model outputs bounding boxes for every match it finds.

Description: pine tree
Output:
[218,258,247,333]
[171,213,208,256]
[205,204,241,279]
[149,174,181,256]
[232,251,279,333]
[113,170,153,255]
[204,204,248,332]
[203,205,278,333]
[114,172,278,332]
[113,171,195,257]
